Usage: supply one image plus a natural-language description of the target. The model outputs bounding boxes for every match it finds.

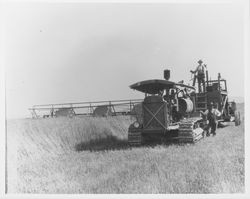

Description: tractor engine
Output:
[128,69,200,146]
[164,87,194,123]
[168,96,194,123]
[178,98,194,114]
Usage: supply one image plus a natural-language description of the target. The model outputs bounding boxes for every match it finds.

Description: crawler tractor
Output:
[128,68,240,146]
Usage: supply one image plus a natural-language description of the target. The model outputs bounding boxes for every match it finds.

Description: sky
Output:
[2,2,246,119]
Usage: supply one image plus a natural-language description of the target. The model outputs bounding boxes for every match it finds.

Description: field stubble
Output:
[7,104,244,193]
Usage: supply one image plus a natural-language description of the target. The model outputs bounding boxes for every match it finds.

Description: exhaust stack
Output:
[164,69,170,80]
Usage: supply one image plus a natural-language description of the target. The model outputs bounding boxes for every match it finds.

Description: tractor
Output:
[128,67,241,146]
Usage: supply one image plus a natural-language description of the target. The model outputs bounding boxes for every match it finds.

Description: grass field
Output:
[6,103,244,193]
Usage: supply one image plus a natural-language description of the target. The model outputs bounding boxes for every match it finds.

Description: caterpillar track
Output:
[128,126,142,146]
[128,118,205,146]
[178,117,204,143]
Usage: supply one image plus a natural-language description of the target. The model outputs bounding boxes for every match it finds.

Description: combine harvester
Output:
[128,67,241,146]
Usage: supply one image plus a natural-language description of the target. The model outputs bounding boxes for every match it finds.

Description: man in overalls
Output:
[191,59,206,93]
[201,102,221,136]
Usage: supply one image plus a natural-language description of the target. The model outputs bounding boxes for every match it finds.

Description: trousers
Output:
[193,73,205,92]
[207,120,218,135]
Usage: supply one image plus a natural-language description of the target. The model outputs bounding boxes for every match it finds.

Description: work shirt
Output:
[194,64,206,75]
[203,108,221,122]
[204,108,221,117]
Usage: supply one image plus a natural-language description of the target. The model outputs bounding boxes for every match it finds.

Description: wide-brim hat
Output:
[198,60,203,64]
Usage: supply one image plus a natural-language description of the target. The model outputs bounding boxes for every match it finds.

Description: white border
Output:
[243,0,250,195]
[0,0,7,196]
[0,0,249,198]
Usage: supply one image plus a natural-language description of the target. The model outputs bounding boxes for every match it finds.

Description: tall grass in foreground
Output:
[10,116,132,156]
[7,104,244,193]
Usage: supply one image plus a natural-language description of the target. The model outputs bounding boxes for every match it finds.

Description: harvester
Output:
[128,67,241,146]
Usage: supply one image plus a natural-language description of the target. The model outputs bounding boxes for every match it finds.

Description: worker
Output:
[200,102,221,136]
[190,59,207,93]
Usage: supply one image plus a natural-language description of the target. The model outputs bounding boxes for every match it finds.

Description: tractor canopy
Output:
[130,79,195,94]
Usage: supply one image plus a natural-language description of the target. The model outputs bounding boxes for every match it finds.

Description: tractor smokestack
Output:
[164,69,170,80]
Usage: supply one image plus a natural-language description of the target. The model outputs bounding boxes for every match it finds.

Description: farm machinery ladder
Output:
[195,92,207,112]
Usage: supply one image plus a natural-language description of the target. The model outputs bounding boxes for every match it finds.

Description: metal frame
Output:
[29,99,143,118]
[194,70,233,120]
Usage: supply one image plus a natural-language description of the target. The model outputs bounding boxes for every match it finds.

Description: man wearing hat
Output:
[191,59,207,92]
[200,102,221,136]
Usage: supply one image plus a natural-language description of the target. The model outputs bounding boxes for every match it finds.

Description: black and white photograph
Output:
[0,0,249,196]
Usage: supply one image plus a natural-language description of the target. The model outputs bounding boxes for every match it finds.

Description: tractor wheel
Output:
[235,111,241,126]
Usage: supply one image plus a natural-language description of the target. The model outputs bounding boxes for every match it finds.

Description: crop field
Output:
[6,103,244,194]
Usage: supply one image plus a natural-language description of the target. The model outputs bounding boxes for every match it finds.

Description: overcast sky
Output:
[3,2,245,118]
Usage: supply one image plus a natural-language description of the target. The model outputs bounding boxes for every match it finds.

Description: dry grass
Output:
[6,104,244,193]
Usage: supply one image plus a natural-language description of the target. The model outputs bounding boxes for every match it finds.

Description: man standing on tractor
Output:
[200,102,221,136]
[191,59,207,93]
